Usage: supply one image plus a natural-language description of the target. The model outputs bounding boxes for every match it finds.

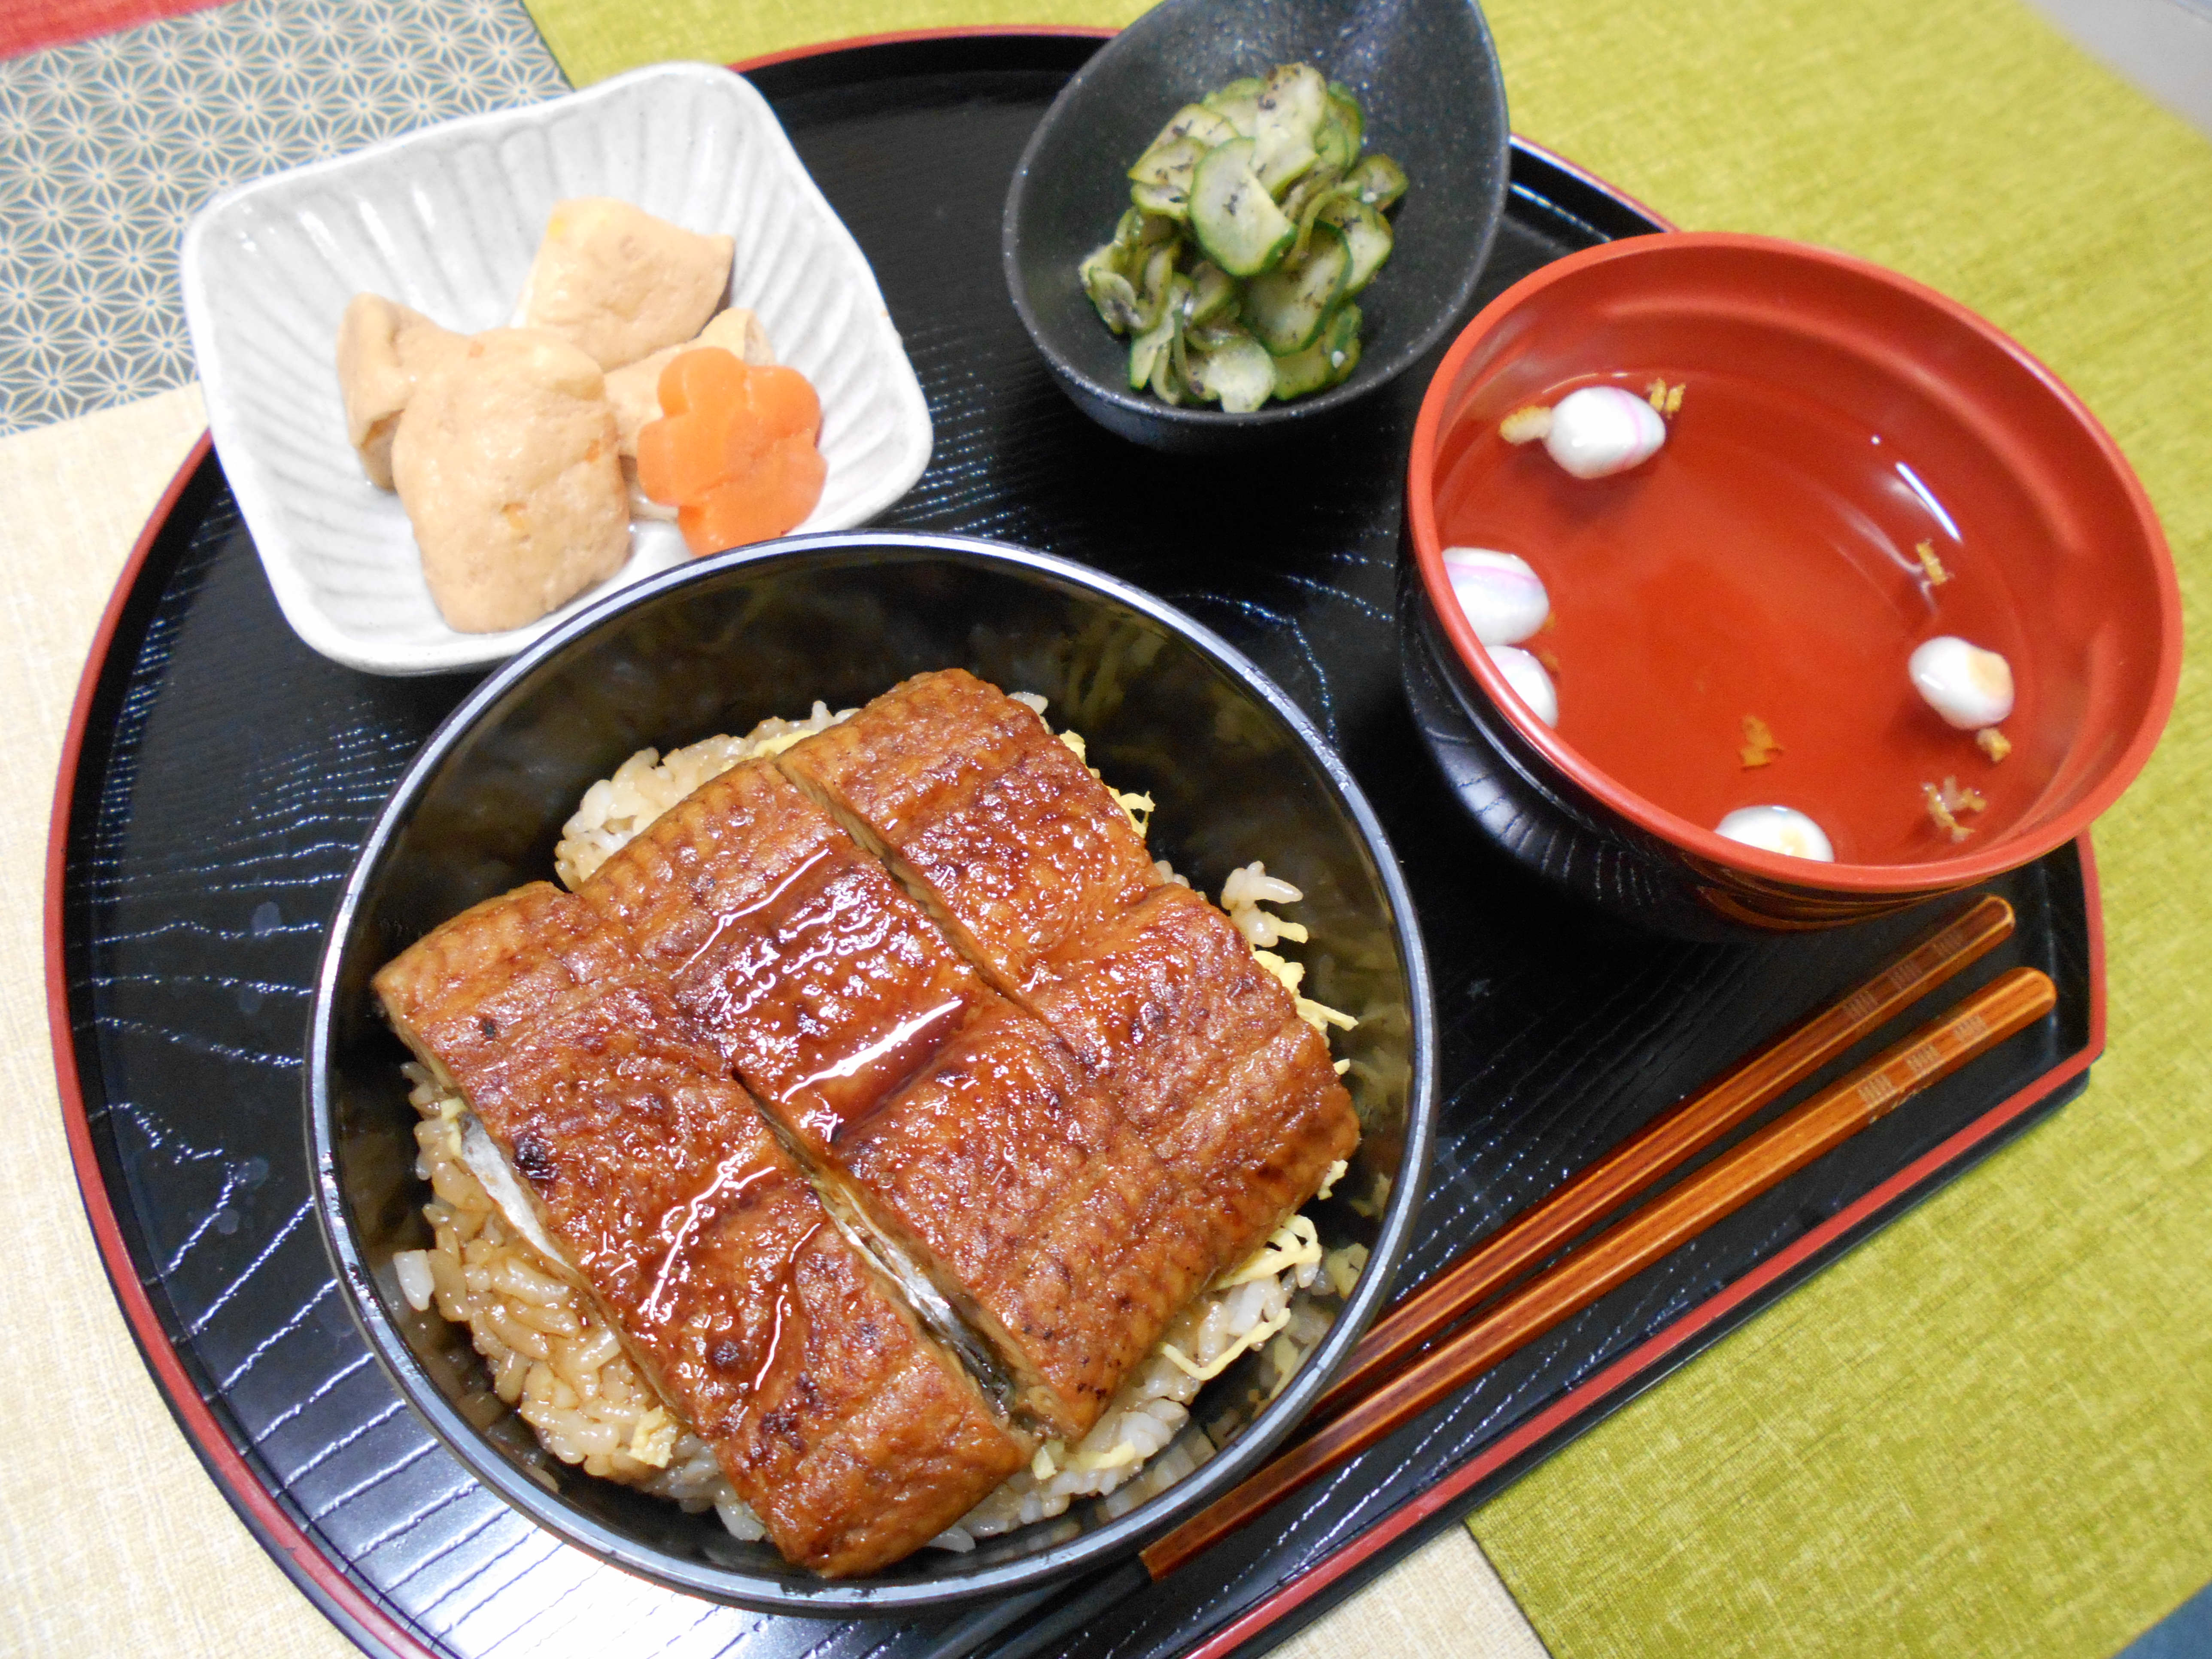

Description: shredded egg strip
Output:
[1161,1307,1296,1382]
[1214,1214,1323,1289]
[1031,1437,1146,1480]
[1253,948,1360,1033]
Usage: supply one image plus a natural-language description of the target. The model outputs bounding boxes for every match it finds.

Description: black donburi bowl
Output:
[307,532,1436,1614]
[1003,0,1510,454]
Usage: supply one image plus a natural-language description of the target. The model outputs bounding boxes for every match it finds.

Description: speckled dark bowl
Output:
[1003,0,1510,454]
[307,531,1435,1615]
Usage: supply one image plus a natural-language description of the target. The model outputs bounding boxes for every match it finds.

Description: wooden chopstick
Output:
[1138,963,2057,1581]
[1306,893,2016,1427]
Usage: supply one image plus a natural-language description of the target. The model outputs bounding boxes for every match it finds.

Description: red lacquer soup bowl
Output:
[1402,232,2179,937]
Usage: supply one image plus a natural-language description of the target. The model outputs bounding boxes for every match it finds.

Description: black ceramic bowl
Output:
[307,532,1436,1615]
[1003,0,1510,454]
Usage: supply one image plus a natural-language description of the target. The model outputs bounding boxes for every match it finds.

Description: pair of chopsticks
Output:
[933,893,2052,1659]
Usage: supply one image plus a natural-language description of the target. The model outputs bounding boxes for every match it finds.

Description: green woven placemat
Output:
[526,0,1149,86]
[525,2,2212,1654]
[1465,4,2212,1656]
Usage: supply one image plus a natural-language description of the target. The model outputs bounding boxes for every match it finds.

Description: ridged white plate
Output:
[182,63,933,676]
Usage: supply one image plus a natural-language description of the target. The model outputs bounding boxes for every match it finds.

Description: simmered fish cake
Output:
[830,996,1215,1438]
[373,898,1029,1577]
[578,758,984,1144]
[390,328,629,634]
[334,292,466,489]
[780,670,1159,994]
[518,197,735,371]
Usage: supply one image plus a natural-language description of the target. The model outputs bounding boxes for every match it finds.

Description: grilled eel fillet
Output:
[779,671,1360,1280]
[374,883,1029,1577]
[1019,881,1361,1269]
[577,756,986,1146]
[778,667,1161,996]
[829,994,1219,1439]
[578,758,1214,1439]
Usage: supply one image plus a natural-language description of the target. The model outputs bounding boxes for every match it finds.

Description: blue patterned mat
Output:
[0,0,567,436]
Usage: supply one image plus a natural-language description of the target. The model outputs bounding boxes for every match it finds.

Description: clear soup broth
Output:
[1434,369,2044,865]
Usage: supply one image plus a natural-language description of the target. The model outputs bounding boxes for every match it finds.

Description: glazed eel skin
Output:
[781,671,1360,1293]
[577,757,1218,1441]
[374,671,1360,1574]
[373,881,1029,1578]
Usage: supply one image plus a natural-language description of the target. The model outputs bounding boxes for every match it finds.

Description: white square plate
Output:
[182,62,933,676]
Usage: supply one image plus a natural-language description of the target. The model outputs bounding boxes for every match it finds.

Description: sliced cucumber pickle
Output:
[1311,113,1356,182]
[1200,77,1263,137]
[1127,132,1209,193]
[1252,63,1326,194]
[1121,207,1180,250]
[1128,322,1170,392]
[1186,260,1238,325]
[1130,179,1190,221]
[1243,221,1350,355]
[1081,238,1145,331]
[1104,208,1179,274]
[1319,301,1362,379]
[1149,351,1183,404]
[1189,138,1294,277]
[1254,134,1317,198]
[1318,196,1393,293]
[1286,178,1352,262]
[1326,81,1364,149]
[1325,328,1361,385]
[1157,313,1198,404]
[1085,264,1140,333]
[1127,273,1189,391]
[1271,301,1363,396]
[1080,65,1407,408]
[1256,64,1327,142]
[1268,334,1334,399]
[1184,326,1275,413]
[1148,103,1238,152]
[1278,169,1337,225]
[1129,242,1180,331]
[1346,154,1408,210]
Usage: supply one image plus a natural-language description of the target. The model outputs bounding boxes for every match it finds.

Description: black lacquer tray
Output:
[49,31,2102,1659]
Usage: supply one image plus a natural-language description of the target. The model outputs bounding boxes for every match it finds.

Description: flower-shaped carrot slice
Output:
[635,348,826,555]
[635,346,749,505]
[680,437,828,555]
